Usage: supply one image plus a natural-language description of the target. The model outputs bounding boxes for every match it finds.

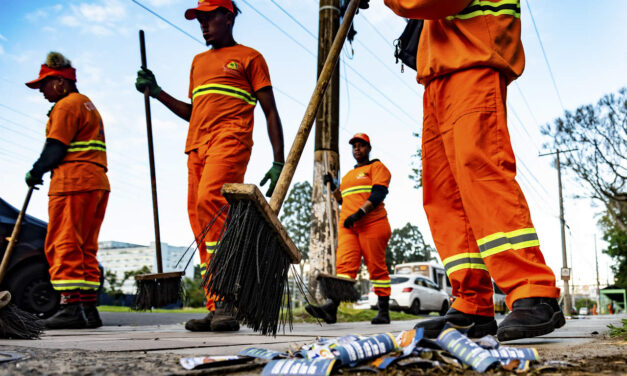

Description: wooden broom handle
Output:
[139,30,164,273]
[269,0,360,213]
[0,187,35,284]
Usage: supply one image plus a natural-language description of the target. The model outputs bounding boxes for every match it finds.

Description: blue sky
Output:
[1,0,625,289]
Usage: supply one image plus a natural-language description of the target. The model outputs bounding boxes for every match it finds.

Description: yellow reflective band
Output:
[477,228,539,258]
[51,279,100,290]
[192,83,256,105]
[336,274,352,279]
[68,140,106,152]
[205,241,218,254]
[446,0,520,20]
[341,185,372,197]
[371,279,391,287]
[477,228,536,245]
[446,263,488,276]
[442,252,482,266]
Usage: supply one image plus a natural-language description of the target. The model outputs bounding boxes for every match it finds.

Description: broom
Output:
[316,151,360,303]
[203,0,362,336]
[132,30,184,310]
[0,187,44,339]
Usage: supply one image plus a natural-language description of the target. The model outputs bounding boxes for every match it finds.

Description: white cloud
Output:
[146,0,181,7]
[25,4,63,22]
[58,0,128,36]
[0,34,7,42]
[0,45,4,55]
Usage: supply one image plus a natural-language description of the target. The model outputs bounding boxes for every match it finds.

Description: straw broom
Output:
[202,0,362,336]
[0,187,44,339]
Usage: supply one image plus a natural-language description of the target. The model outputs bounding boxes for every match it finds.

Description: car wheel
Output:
[409,299,421,315]
[438,300,449,316]
[6,261,60,318]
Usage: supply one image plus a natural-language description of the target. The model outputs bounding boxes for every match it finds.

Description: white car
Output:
[369,274,450,315]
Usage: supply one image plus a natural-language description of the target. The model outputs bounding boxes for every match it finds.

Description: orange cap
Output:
[349,133,370,145]
[185,0,234,20]
[25,65,77,89]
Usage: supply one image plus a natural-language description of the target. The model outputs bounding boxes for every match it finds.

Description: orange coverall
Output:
[337,160,392,296]
[385,0,560,316]
[186,44,272,311]
[44,93,110,303]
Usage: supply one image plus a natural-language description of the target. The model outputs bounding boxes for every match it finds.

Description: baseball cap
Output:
[185,0,234,20]
[349,133,371,145]
[25,65,76,89]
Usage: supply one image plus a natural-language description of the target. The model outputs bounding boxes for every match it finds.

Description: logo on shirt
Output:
[224,60,243,76]
[356,172,369,180]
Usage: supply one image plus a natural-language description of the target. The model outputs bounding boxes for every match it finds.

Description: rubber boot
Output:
[185,311,214,332]
[371,296,391,324]
[414,308,497,338]
[43,303,88,329]
[83,304,103,329]
[497,297,565,341]
[305,300,339,324]
[210,305,240,332]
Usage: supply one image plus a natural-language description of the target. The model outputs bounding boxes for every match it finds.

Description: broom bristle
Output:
[0,304,44,339]
[132,276,183,310]
[318,276,360,303]
[204,200,292,336]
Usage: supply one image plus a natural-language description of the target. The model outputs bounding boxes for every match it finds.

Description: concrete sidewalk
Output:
[1,314,624,356]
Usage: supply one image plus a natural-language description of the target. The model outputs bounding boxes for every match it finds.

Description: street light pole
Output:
[594,234,601,313]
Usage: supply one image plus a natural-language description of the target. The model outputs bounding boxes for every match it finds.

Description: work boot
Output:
[371,296,391,324]
[185,312,214,332]
[497,297,565,341]
[43,303,88,329]
[83,304,103,329]
[414,308,497,338]
[305,300,339,324]
[210,306,240,332]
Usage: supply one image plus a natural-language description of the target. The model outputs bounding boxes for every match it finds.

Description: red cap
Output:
[349,133,370,145]
[25,65,76,89]
[185,0,234,20]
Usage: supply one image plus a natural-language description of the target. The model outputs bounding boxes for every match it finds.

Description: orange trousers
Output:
[336,218,392,296]
[187,135,251,311]
[421,67,560,316]
[45,190,109,292]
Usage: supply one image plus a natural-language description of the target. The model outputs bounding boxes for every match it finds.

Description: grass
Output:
[99,303,429,323]
[608,318,627,339]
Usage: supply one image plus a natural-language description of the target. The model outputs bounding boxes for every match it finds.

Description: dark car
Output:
[0,197,104,318]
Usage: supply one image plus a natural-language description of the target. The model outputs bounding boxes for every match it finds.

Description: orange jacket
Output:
[339,159,391,225]
[46,93,109,195]
[384,0,525,84]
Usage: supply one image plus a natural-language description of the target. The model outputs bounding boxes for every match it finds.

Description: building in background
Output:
[98,241,196,294]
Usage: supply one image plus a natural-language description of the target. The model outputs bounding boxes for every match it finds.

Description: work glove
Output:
[260,161,284,197]
[323,173,337,191]
[135,68,162,98]
[343,208,366,229]
[25,171,43,187]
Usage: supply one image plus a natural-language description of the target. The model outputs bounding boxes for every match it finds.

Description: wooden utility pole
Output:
[309,0,341,301]
[594,234,601,313]
[540,148,577,316]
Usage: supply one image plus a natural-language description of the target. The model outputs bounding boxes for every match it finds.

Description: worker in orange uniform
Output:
[135,0,285,332]
[306,133,393,325]
[384,0,564,341]
[25,52,109,329]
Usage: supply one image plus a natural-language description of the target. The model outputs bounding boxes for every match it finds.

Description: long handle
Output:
[0,187,35,284]
[269,0,360,213]
[139,30,163,273]
[322,152,337,274]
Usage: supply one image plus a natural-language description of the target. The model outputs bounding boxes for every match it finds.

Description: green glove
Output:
[260,161,284,197]
[25,171,43,187]
[135,68,162,98]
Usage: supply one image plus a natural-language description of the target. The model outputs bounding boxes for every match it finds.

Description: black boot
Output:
[43,303,88,329]
[185,312,214,332]
[497,297,565,341]
[210,306,240,332]
[83,304,103,329]
[305,300,339,324]
[371,296,391,324]
[414,308,497,338]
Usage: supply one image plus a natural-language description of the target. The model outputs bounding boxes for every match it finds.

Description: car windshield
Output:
[390,277,409,284]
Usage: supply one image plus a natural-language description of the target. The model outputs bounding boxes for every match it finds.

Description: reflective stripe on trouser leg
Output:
[430,68,560,308]
[46,190,108,294]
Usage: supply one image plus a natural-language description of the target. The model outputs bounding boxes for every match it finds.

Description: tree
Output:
[409,132,423,190]
[385,223,435,272]
[279,181,312,261]
[182,265,206,308]
[599,212,627,290]
[104,265,152,305]
[541,88,626,232]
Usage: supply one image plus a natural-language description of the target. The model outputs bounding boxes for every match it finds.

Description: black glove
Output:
[359,0,370,9]
[25,171,43,187]
[323,173,337,191]
[344,208,366,229]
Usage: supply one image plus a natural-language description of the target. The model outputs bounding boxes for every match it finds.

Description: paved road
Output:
[100,311,205,326]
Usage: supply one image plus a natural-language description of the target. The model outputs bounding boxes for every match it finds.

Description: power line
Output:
[131,0,204,45]
[514,82,540,128]
[507,102,540,153]
[524,0,565,111]
[360,14,394,47]
[0,103,46,123]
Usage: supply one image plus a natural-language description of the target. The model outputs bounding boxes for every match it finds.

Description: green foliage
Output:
[280,181,312,260]
[575,298,596,311]
[183,265,206,308]
[386,223,434,273]
[104,265,151,305]
[608,319,627,339]
[600,212,627,290]
[409,132,423,190]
